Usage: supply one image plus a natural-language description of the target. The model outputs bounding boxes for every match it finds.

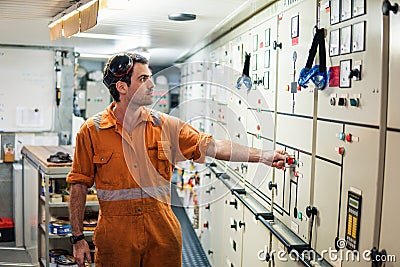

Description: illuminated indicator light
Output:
[338,132,345,141]
[350,98,359,107]
[346,133,352,142]
[297,85,301,91]
[257,125,261,131]
[297,212,302,220]
[338,147,345,155]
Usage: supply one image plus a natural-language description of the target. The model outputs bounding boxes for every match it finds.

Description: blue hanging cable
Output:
[236,52,252,90]
[298,27,328,90]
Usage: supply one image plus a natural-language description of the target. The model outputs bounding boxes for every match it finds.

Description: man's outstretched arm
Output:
[205,139,287,168]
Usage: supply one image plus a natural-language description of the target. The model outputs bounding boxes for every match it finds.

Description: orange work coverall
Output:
[67,102,211,266]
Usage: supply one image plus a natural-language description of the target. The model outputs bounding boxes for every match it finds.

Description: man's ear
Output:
[115,80,128,95]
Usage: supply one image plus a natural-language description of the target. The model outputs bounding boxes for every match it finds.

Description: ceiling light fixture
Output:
[48,0,99,40]
[168,13,196,21]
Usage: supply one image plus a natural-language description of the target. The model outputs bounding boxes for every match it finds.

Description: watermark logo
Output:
[257,239,397,263]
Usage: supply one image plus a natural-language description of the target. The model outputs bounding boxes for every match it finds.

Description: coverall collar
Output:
[100,102,156,130]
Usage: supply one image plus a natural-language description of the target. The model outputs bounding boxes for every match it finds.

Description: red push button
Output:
[338,147,345,155]
[346,133,352,142]
[287,157,296,165]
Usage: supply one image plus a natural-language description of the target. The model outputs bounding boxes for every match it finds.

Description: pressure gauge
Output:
[265,28,271,47]
[253,34,258,52]
[291,15,299,39]
[340,25,352,55]
[352,0,366,17]
[341,0,352,21]
[252,54,258,71]
[330,0,340,24]
[352,21,365,52]
[340,59,352,88]
[330,29,340,56]
[264,50,270,68]
[264,71,270,89]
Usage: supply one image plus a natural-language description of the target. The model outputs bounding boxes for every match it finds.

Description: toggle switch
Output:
[349,67,361,80]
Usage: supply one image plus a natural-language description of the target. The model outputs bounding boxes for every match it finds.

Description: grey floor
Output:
[171,188,211,267]
[0,247,35,266]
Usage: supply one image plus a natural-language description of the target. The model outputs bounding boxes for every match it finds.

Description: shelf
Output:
[40,195,99,208]
[40,224,94,239]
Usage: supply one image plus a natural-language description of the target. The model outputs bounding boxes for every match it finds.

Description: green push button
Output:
[350,98,359,107]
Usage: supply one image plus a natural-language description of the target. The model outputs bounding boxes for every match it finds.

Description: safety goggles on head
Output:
[108,54,134,77]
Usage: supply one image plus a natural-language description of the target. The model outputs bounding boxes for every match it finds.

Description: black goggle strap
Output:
[242,52,251,77]
[305,27,326,73]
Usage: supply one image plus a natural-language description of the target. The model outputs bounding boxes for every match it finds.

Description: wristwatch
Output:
[70,234,85,244]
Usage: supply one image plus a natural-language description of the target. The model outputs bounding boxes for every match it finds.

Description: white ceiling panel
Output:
[0,0,273,65]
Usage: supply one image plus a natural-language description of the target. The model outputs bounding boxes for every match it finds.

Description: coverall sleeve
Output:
[66,123,95,188]
[177,122,212,163]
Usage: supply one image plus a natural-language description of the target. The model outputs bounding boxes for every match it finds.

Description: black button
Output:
[137,208,142,212]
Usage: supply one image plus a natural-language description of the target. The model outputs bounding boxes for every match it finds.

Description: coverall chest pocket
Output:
[157,141,173,178]
[93,151,124,187]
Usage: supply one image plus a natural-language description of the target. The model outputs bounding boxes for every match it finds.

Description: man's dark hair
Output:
[103,53,149,102]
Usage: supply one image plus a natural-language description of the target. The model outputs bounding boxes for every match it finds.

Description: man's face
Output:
[126,63,154,106]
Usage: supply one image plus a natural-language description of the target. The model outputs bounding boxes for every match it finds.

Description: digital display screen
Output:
[349,198,359,209]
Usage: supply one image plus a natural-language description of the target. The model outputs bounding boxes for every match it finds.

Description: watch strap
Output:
[70,234,85,244]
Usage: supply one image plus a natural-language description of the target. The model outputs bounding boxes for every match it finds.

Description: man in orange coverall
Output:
[66,53,287,267]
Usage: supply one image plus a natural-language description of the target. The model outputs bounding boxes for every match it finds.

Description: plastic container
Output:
[0,218,14,242]
[56,255,78,267]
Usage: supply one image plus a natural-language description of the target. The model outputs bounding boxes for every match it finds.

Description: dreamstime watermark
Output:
[257,239,396,263]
